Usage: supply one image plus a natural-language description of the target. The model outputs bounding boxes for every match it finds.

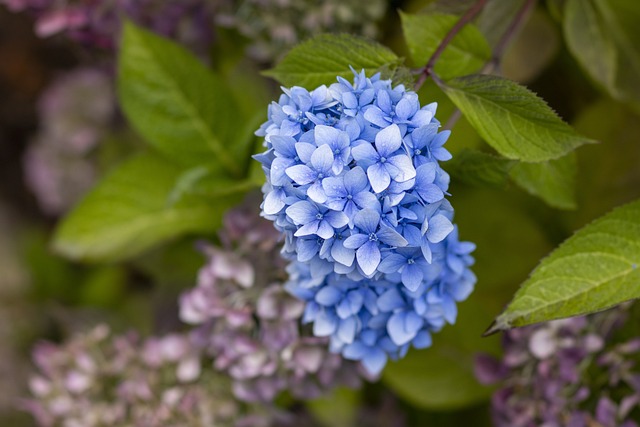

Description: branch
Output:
[443,0,538,130]
[414,0,489,91]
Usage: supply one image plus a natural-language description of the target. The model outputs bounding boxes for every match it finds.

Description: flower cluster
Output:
[23,68,116,215]
[255,70,476,375]
[476,307,640,427]
[180,201,362,402]
[216,0,386,62]
[24,325,273,427]
[1,0,219,53]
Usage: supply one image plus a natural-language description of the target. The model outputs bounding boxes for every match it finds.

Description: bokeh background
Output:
[1,0,639,426]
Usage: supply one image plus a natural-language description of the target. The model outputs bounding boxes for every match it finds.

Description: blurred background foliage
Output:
[1,0,639,425]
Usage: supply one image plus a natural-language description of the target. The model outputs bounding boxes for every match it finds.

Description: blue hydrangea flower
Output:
[255,69,476,376]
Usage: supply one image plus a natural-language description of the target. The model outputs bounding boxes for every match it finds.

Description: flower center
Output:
[346,194,353,200]
[316,213,324,220]
[415,149,422,156]
[380,157,387,163]
[407,258,415,265]
[368,233,378,242]
[317,173,325,179]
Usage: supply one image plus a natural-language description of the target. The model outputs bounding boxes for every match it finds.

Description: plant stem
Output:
[443,0,538,130]
[482,0,537,75]
[414,0,489,91]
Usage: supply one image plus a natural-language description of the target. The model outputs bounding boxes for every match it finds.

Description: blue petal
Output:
[415,162,437,184]
[378,253,406,274]
[342,91,359,109]
[270,157,295,186]
[353,191,380,210]
[427,214,454,243]
[286,201,317,224]
[343,166,369,194]
[316,220,335,239]
[322,176,346,199]
[324,210,349,229]
[412,331,432,349]
[356,241,381,276]
[417,183,444,204]
[337,317,358,344]
[361,347,387,375]
[420,238,433,263]
[313,309,338,336]
[387,312,417,346]
[270,135,297,158]
[377,90,392,112]
[377,288,406,312]
[295,142,316,163]
[374,124,402,157]
[342,341,367,360]
[314,125,341,146]
[331,239,356,266]
[310,144,335,174]
[377,223,408,247]
[286,164,316,185]
[315,286,343,306]
[387,154,416,182]
[351,143,379,168]
[367,163,391,193]
[308,181,327,204]
[297,238,321,262]
[353,209,381,234]
[401,264,424,291]
[364,106,390,128]
[294,221,320,237]
[343,233,368,249]
[263,188,285,215]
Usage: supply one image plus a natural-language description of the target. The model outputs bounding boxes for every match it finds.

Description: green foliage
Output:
[307,388,361,427]
[486,198,640,334]
[571,100,640,227]
[510,153,578,210]
[52,153,243,263]
[263,34,401,89]
[564,0,640,109]
[446,149,515,188]
[118,22,248,177]
[400,12,490,78]
[440,74,596,162]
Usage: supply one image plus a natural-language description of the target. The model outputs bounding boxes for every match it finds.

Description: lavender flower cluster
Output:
[255,70,476,375]
[24,325,257,427]
[1,0,218,53]
[476,307,640,427]
[23,68,116,215]
[180,201,362,402]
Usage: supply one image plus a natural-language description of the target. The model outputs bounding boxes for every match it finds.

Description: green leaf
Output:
[263,34,401,89]
[510,153,577,210]
[118,22,244,176]
[486,198,640,334]
[440,74,596,162]
[168,166,260,205]
[447,149,516,188]
[53,153,243,263]
[564,0,640,109]
[401,12,491,79]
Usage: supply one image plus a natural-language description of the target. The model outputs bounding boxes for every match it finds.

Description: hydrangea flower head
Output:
[255,69,476,375]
